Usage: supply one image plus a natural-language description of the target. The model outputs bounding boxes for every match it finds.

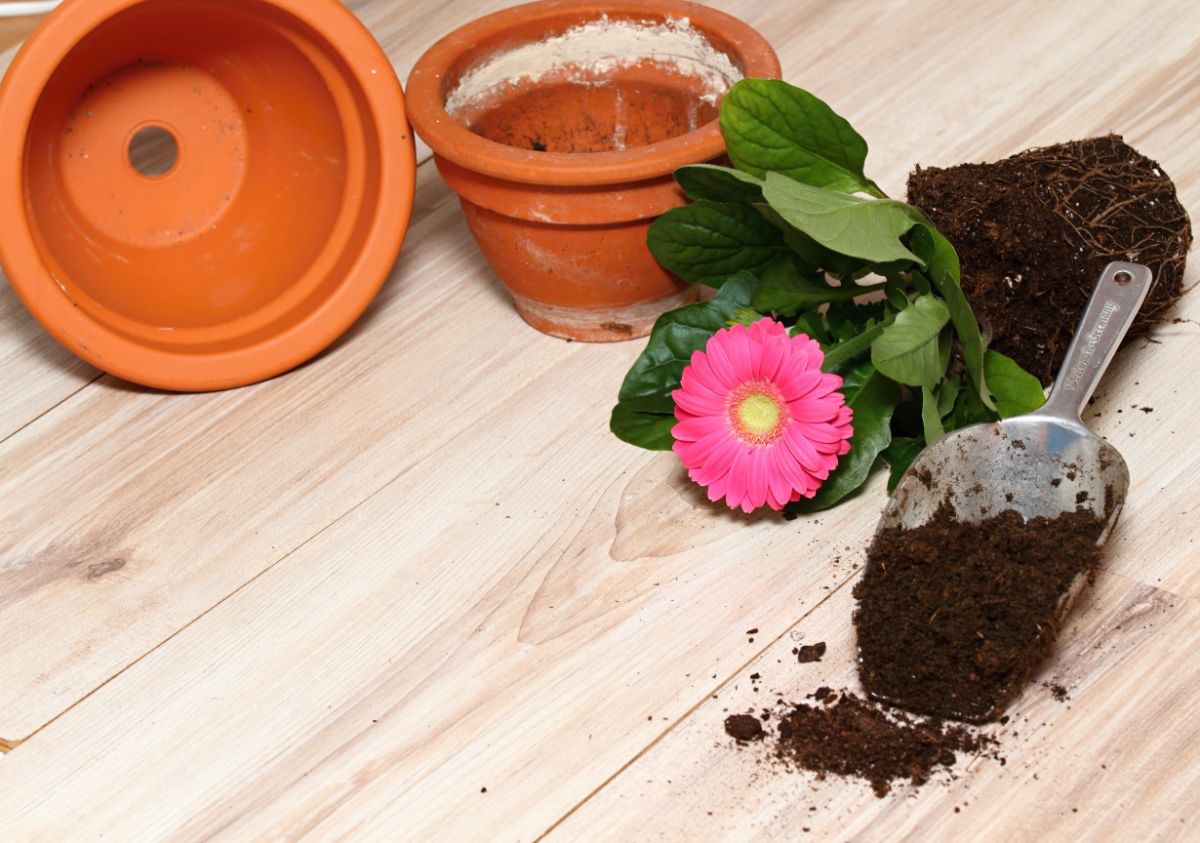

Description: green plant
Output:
[611,80,1045,512]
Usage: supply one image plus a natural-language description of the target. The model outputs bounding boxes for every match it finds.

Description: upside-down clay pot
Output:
[407,0,780,342]
[0,0,415,391]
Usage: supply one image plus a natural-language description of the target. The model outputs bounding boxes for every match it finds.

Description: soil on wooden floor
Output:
[908,134,1192,384]
[725,690,993,797]
[854,502,1105,722]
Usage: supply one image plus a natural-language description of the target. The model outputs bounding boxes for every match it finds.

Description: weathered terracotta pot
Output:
[0,0,415,391]
[407,0,780,342]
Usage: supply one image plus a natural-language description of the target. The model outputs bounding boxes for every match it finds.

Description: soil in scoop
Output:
[726,691,991,797]
[908,135,1192,384]
[855,503,1105,722]
[469,80,717,153]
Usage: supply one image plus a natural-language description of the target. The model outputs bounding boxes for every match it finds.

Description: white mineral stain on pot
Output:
[444,16,742,119]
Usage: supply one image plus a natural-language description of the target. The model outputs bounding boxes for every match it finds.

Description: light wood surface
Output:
[0,0,1197,840]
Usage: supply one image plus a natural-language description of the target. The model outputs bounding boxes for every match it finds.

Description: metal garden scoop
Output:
[875,261,1152,539]
[864,261,1153,719]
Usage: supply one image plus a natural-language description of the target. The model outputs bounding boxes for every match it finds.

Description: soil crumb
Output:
[796,642,827,663]
[724,713,764,742]
[855,502,1105,722]
[1045,682,1070,702]
[908,135,1191,384]
[729,690,993,797]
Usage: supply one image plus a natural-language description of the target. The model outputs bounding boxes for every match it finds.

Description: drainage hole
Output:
[128,126,179,177]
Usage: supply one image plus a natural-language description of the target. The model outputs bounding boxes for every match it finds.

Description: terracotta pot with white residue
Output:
[407,0,780,341]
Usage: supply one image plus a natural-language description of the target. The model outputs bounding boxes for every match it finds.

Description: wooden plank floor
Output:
[0,0,1197,839]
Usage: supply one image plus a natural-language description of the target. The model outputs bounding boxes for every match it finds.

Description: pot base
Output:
[512,287,699,342]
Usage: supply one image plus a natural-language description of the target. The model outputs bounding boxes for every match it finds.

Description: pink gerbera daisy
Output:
[671,318,853,513]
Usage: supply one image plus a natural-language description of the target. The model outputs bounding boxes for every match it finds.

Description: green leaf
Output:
[985,349,1046,417]
[674,164,764,203]
[719,79,883,196]
[907,223,994,410]
[752,257,830,315]
[615,273,759,416]
[647,201,783,287]
[821,320,890,373]
[882,437,925,492]
[761,174,923,265]
[870,294,950,388]
[921,386,945,444]
[945,379,999,431]
[937,374,962,417]
[609,404,675,451]
[884,283,909,311]
[751,255,886,316]
[789,363,900,513]
[790,310,832,344]
[760,205,876,277]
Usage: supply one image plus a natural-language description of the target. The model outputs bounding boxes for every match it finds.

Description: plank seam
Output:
[534,569,863,842]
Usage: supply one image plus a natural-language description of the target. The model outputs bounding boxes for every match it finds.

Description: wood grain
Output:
[0,0,1196,840]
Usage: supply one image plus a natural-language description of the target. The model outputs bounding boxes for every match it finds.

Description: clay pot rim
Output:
[406,0,781,187]
[0,0,415,391]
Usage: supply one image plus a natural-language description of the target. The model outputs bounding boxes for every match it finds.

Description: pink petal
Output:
[783,426,827,474]
[677,428,731,469]
[806,373,844,400]
[786,398,838,423]
[723,447,751,511]
[704,335,741,389]
[746,448,770,511]
[706,471,729,503]
[765,485,788,511]
[683,353,731,399]
[771,444,817,497]
[797,336,823,359]
[691,436,742,486]
[679,366,722,400]
[773,346,811,383]
[766,446,793,505]
[779,369,823,401]
[672,415,726,442]
[754,331,786,382]
[798,421,850,445]
[724,324,756,382]
[673,386,725,417]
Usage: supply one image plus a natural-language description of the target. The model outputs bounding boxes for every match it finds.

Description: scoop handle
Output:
[1036,261,1153,421]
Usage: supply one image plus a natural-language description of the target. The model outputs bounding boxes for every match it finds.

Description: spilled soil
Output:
[725,689,994,797]
[855,503,1105,722]
[908,134,1192,384]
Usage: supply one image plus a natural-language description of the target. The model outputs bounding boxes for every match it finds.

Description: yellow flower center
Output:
[729,381,787,446]
[736,393,781,437]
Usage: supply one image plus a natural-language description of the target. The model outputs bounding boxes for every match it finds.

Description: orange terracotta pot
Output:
[407,0,780,342]
[0,0,415,391]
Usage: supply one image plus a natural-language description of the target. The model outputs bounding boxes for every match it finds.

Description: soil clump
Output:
[726,691,993,797]
[908,135,1191,384]
[855,502,1105,722]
